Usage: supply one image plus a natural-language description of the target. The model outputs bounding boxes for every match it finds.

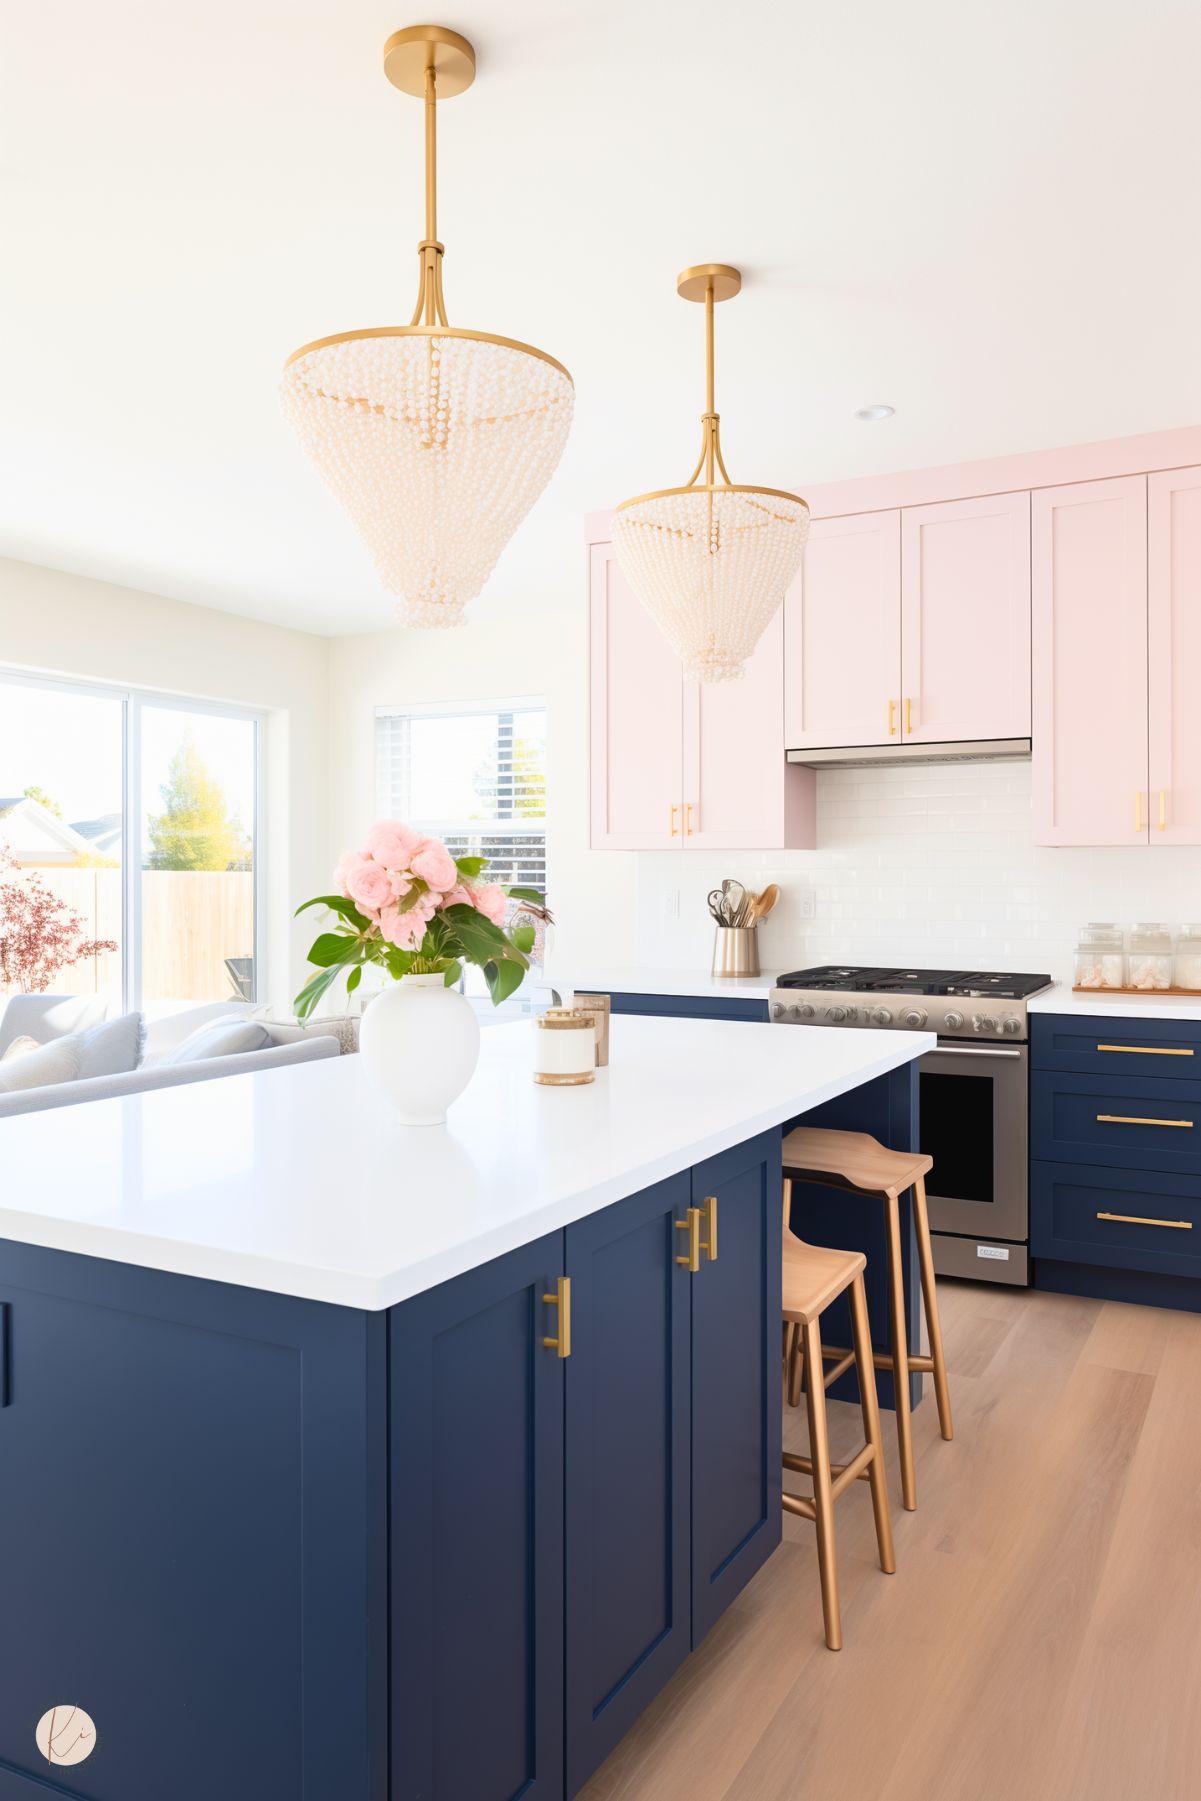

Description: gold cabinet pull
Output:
[905,697,913,735]
[675,1207,702,1273]
[887,699,897,737]
[684,801,694,836]
[542,1276,572,1358]
[699,1194,718,1262]
[1159,789,1167,831]
[669,802,679,838]
[1097,1043,1193,1056]
[1096,1211,1193,1231]
[1135,791,1143,834]
[1095,1113,1193,1129]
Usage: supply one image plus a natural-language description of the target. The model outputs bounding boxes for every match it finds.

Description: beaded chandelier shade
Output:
[612,265,808,682]
[282,26,573,629]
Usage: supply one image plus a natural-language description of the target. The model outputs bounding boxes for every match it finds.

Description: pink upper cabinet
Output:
[682,610,815,851]
[1032,476,1149,846]
[784,511,901,748]
[1148,466,1201,847]
[588,543,683,849]
[899,492,1031,744]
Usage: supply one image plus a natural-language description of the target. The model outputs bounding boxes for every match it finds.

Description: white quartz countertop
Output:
[549,967,790,1002]
[1028,984,1201,1022]
[0,1014,932,1311]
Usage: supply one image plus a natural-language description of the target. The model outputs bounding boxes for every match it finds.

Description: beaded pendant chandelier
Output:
[612,265,809,682]
[282,26,574,629]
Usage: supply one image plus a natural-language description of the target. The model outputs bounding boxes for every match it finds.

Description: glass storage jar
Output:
[1128,923,1174,991]
[1073,923,1126,990]
[1174,926,1201,992]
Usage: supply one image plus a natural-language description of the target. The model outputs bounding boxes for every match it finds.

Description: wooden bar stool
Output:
[781,1180,896,1651]
[782,1126,953,1513]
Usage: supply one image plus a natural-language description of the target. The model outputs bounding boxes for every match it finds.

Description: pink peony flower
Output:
[439,883,474,911]
[335,850,370,899]
[344,857,395,915]
[473,883,508,926]
[378,904,428,950]
[362,819,422,873]
[387,869,413,900]
[410,838,458,893]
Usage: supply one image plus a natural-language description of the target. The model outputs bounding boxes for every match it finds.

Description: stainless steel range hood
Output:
[786,737,1031,769]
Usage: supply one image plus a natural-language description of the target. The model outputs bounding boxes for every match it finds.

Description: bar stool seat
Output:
[780,1206,896,1651]
[782,1125,953,1513]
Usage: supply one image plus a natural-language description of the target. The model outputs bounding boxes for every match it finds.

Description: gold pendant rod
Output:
[424,63,438,325]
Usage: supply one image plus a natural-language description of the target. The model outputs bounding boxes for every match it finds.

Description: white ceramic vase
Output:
[359,973,480,1126]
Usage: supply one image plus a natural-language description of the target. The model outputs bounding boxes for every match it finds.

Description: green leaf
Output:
[441,959,464,989]
[510,922,536,956]
[295,894,371,930]
[506,886,544,905]
[383,946,413,981]
[294,963,342,1021]
[394,879,430,915]
[442,903,525,968]
[484,957,526,1006]
[346,966,362,993]
[454,856,488,878]
[306,931,362,968]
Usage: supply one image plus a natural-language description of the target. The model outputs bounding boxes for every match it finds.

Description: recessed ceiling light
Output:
[854,404,895,421]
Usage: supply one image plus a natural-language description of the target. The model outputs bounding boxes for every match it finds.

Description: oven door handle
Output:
[926,1045,1023,1059]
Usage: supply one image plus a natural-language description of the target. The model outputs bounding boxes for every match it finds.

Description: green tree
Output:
[146,739,249,872]
[23,784,62,817]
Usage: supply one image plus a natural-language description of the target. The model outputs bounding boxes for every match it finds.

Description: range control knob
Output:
[870,1006,893,1026]
[772,1003,785,1019]
[943,1009,965,1031]
[973,1014,998,1034]
[1001,1016,1022,1035]
[827,1005,848,1023]
[901,1007,928,1029]
[798,1002,816,1020]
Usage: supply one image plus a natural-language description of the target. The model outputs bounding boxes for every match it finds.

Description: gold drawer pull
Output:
[676,1207,702,1273]
[887,699,897,737]
[669,802,679,837]
[1096,1211,1193,1231]
[699,1194,718,1262]
[1095,1113,1193,1129]
[684,801,694,836]
[542,1276,572,1358]
[1097,1044,1193,1056]
[905,696,913,735]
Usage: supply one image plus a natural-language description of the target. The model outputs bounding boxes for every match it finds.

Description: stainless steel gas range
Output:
[769,965,1053,1285]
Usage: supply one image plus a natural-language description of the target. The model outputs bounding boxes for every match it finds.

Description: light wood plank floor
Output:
[580,1279,1201,1801]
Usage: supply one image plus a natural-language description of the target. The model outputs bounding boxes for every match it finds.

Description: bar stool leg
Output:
[802,1317,842,1651]
[884,1191,918,1512]
[849,1272,895,1576]
[912,1175,954,1442]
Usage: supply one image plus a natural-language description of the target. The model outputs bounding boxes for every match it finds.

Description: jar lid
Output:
[537,1008,595,1031]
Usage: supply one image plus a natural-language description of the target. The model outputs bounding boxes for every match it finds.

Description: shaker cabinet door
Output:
[589,541,684,849]
[1148,466,1201,846]
[1032,476,1149,845]
[900,491,1031,744]
[784,510,901,749]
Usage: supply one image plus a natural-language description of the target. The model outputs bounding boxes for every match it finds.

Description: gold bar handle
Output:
[1159,789,1166,831]
[905,697,913,735]
[1097,1211,1193,1231]
[542,1276,572,1358]
[684,801,694,837]
[699,1194,718,1262]
[669,802,679,838]
[1096,1113,1193,1129]
[1135,791,1143,834]
[887,699,897,737]
[675,1207,702,1273]
[1098,1043,1193,1056]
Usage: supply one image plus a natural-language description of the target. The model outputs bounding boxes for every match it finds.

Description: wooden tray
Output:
[1071,985,1201,997]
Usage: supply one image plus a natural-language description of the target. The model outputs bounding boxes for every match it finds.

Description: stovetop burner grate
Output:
[777,965,1052,1000]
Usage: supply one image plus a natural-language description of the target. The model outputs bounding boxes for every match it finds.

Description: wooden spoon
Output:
[751,883,780,922]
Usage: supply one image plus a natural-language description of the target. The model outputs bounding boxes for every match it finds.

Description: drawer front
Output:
[605,991,770,1023]
[1032,1012,1201,1078]
[1031,1159,1201,1279]
[1031,1069,1201,1174]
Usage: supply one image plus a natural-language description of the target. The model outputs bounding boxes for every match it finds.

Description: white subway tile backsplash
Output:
[634,762,1201,981]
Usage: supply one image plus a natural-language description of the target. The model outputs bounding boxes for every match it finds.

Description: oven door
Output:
[918,1041,1028,1242]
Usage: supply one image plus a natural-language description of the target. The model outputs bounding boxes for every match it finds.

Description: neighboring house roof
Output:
[0,795,95,862]
[70,812,123,856]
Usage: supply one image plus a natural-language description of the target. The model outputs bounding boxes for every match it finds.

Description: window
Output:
[0,670,262,1011]
[375,699,547,896]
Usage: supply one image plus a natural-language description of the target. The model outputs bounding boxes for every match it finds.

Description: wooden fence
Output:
[4,869,254,1003]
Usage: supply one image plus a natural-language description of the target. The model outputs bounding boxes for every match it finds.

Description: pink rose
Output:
[410,838,458,893]
[473,883,508,926]
[378,903,427,950]
[335,850,370,899]
[440,883,474,911]
[344,856,394,915]
[387,869,413,900]
[362,819,422,873]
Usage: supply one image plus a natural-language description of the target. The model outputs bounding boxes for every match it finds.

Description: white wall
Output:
[0,557,330,1008]
[633,761,1201,984]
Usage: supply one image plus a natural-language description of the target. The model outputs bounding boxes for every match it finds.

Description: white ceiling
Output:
[3,0,1199,635]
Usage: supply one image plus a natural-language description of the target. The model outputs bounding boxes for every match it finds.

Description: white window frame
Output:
[0,666,266,1012]
[374,694,548,861]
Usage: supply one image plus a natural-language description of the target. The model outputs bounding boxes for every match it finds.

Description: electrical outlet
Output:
[798,887,817,921]
[663,888,680,920]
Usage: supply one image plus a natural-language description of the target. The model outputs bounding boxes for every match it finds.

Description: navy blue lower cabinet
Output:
[390,1231,566,1801]
[1031,1160,1201,1280]
[602,991,770,1024]
[563,1174,692,1796]
[0,1241,386,1801]
[690,1131,783,1645]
